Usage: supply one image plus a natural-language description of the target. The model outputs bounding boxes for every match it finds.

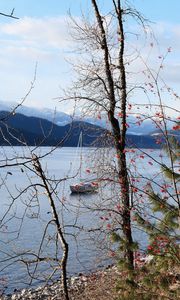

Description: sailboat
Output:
[70,180,99,193]
[70,132,99,194]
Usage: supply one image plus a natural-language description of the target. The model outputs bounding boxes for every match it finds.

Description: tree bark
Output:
[32,154,69,300]
[91,0,134,269]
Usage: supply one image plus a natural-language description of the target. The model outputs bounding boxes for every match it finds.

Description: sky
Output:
[0,0,179,115]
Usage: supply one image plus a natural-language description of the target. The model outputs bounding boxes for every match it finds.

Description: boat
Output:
[70,132,99,194]
[70,180,99,193]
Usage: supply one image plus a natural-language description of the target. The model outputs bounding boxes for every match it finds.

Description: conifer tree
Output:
[133,133,180,299]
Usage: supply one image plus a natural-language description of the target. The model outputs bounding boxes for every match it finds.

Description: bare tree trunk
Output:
[32,154,69,300]
[116,0,134,269]
[91,0,134,269]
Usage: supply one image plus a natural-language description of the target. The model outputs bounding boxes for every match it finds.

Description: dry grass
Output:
[68,268,118,300]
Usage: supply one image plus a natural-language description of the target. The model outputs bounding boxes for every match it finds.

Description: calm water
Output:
[0,147,168,293]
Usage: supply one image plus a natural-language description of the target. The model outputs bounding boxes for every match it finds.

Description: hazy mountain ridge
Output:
[0,101,161,135]
[0,110,163,148]
[0,111,106,147]
[0,101,71,126]
[0,101,177,147]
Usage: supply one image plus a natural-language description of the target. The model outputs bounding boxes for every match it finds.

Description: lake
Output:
[0,146,168,293]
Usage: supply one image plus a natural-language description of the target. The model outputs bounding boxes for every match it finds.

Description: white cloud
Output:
[1,45,56,61]
[0,16,73,50]
[150,22,180,53]
[0,17,74,111]
[0,16,179,113]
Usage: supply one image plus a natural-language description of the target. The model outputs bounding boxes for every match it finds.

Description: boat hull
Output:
[70,182,98,193]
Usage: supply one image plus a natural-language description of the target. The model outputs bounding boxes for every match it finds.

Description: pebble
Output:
[0,266,117,300]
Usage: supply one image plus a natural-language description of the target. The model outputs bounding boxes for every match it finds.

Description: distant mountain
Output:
[0,101,71,126]
[84,115,158,135]
[0,101,174,140]
[0,101,159,135]
[0,111,105,147]
[0,110,164,148]
[150,128,180,137]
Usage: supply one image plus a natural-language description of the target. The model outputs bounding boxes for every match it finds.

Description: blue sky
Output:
[0,0,179,115]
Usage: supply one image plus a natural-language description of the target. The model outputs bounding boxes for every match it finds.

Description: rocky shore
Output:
[1,265,119,300]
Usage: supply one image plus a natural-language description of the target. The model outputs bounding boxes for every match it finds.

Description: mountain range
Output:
[0,101,176,148]
[0,101,159,134]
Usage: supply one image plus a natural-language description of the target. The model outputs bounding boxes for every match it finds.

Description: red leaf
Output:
[172,125,180,130]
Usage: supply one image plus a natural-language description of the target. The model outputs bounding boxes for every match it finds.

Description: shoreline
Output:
[1,264,118,300]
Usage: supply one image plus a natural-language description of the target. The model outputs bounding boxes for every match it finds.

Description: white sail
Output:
[70,132,99,193]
